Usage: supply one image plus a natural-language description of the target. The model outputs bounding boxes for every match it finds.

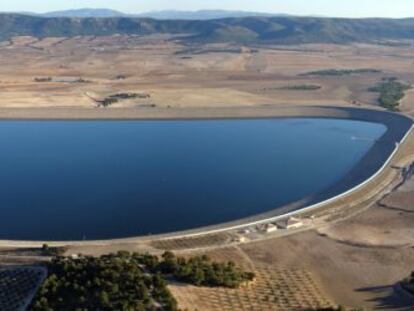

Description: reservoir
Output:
[0,118,387,241]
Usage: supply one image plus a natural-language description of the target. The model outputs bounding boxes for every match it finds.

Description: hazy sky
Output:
[1,0,414,18]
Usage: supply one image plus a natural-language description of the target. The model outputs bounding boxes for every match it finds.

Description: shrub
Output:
[301,69,381,76]
[369,80,411,111]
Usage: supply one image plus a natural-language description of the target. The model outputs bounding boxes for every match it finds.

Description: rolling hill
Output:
[1,14,414,45]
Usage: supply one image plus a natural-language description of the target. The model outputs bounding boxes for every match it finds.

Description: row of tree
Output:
[108,251,255,288]
[158,251,255,288]
[302,68,381,76]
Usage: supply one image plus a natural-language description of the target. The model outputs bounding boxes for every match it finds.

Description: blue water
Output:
[0,118,386,241]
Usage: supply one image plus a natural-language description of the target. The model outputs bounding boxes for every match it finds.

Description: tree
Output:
[31,252,254,310]
[99,291,110,307]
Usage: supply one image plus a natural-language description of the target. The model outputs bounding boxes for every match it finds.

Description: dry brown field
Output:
[0,35,414,115]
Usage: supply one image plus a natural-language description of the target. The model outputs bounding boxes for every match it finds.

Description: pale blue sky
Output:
[1,0,413,18]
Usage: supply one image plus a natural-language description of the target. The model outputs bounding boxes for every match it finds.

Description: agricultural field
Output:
[170,264,333,311]
[0,267,46,311]
[151,233,233,251]
[0,35,413,117]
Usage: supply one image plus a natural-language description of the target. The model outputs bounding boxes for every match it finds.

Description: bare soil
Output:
[1,35,414,116]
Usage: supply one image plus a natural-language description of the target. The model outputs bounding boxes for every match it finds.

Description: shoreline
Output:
[0,105,379,120]
[0,105,412,247]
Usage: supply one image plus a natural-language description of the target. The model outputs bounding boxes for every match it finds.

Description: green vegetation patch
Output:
[99,92,151,107]
[158,251,255,288]
[31,253,177,311]
[279,84,321,91]
[369,78,412,111]
[30,251,255,311]
[99,97,119,107]
[0,244,65,257]
[108,93,150,100]
[34,77,52,82]
[301,69,381,76]
[40,244,66,257]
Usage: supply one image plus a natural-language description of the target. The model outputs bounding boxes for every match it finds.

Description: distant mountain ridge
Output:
[135,10,285,20]
[1,13,414,45]
[18,8,285,19]
[42,8,127,18]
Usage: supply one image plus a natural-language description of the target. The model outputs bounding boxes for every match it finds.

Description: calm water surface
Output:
[0,118,386,240]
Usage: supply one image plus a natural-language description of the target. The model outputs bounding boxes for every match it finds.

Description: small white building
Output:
[264,223,278,233]
[276,217,304,230]
[234,235,248,243]
[257,223,278,233]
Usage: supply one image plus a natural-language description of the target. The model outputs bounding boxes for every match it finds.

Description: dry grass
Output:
[1,35,413,113]
[169,245,333,311]
[152,234,232,251]
[170,265,332,311]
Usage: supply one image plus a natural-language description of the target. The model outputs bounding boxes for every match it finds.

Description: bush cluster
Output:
[30,251,255,310]
[369,79,411,111]
[31,254,177,311]
[158,251,255,288]
[280,84,321,91]
[301,69,381,76]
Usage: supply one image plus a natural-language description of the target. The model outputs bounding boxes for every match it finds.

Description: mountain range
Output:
[41,8,128,18]
[16,9,285,19]
[1,12,414,45]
